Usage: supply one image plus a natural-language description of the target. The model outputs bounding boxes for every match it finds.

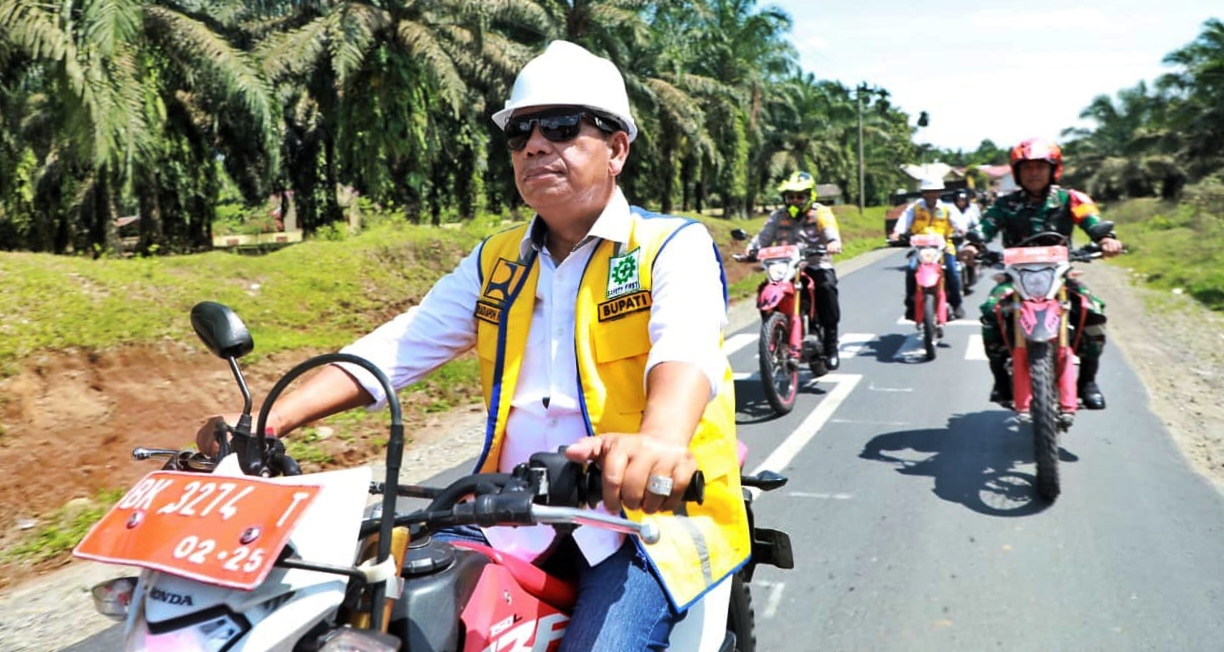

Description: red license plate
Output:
[74,471,321,590]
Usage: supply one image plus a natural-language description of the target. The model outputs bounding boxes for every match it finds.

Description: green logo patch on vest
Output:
[606,248,642,298]
[598,290,652,321]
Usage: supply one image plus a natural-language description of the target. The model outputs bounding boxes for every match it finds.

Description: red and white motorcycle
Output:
[984,229,1107,502]
[731,229,830,416]
[906,233,951,361]
[74,301,793,651]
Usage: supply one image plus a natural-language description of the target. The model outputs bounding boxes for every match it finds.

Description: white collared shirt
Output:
[338,188,728,565]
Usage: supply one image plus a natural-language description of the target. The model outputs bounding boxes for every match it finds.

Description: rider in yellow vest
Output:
[197,40,748,651]
[888,178,965,320]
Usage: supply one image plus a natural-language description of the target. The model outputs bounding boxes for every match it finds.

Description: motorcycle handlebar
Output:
[737,245,827,263]
[376,452,701,542]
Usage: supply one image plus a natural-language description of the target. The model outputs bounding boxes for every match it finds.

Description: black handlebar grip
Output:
[583,468,706,507]
[683,471,705,505]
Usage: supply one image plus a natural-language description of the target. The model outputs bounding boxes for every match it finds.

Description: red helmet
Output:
[1010,138,1063,184]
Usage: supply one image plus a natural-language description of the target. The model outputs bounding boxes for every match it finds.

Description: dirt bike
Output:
[730,228,830,416]
[73,301,793,651]
[901,233,950,361]
[979,229,1108,502]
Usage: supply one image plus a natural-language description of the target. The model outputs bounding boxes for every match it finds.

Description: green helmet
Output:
[777,171,817,218]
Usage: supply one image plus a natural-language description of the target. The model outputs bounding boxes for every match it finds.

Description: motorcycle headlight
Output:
[917,248,942,265]
[1017,266,1057,298]
[127,611,248,652]
[764,261,790,283]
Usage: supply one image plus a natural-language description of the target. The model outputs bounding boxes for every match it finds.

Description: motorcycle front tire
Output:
[922,296,937,361]
[1029,341,1061,501]
[727,571,756,652]
[759,312,798,415]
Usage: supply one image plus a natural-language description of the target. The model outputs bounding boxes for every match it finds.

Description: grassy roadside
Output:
[1100,180,1224,311]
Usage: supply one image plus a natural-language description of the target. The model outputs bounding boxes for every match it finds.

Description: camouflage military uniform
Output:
[972,186,1112,363]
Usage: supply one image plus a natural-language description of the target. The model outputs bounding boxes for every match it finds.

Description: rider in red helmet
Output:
[960,138,1124,409]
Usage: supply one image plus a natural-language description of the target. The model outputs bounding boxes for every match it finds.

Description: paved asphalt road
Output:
[66,248,1224,651]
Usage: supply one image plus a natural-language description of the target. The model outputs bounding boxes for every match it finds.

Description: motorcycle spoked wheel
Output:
[1028,341,1061,501]
[726,571,756,652]
[922,293,937,361]
[759,312,798,415]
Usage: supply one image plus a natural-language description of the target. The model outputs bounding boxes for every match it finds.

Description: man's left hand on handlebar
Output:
[564,434,698,516]
[1098,237,1123,257]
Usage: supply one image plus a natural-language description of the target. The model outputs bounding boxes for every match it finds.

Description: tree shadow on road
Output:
[858,410,1079,516]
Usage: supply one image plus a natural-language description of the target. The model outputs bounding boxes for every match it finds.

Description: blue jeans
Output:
[435,525,680,651]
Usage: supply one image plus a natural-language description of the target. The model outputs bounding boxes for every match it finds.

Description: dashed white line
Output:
[790,492,854,500]
[748,579,787,620]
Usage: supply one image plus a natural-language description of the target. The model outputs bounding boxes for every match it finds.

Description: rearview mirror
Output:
[190,302,254,360]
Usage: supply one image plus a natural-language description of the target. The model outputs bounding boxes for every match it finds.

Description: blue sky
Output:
[768,0,1218,153]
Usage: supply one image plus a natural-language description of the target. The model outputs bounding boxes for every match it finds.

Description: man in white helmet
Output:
[888,177,966,320]
[197,40,748,651]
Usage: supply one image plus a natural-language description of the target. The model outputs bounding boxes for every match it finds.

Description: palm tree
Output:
[1159,18,1224,181]
[0,0,278,253]
[252,0,549,228]
[1060,81,1184,200]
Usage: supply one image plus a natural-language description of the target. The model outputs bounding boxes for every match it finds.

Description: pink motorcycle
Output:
[908,233,950,361]
[732,229,829,415]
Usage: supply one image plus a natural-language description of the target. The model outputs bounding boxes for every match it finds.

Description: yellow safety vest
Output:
[473,209,750,610]
[909,202,958,254]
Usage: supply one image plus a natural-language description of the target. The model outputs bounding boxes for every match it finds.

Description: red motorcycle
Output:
[732,229,830,415]
[906,233,950,361]
[985,230,1106,501]
[76,302,793,651]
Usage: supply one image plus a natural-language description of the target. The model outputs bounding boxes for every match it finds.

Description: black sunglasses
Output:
[504,109,620,151]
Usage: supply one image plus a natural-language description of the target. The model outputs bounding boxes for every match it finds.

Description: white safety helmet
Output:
[919,178,945,191]
[491,40,638,143]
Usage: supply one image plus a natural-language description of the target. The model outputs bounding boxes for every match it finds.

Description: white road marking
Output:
[790,492,854,500]
[830,418,908,426]
[836,332,875,359]
[867,382,913,393]
[891,331,935,361]
[724,332,756,356]
[965,334,988,360]
[733,371,752,381]
[894,316,977,326]
[750,373,861,479]
[751,580,787,620]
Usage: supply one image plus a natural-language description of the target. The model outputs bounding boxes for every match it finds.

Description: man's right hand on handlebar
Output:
[194,415,231,457]
[195,411,285,458]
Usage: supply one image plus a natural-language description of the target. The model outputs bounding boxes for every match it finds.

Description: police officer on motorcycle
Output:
[746,171,844,369]
[960,138,1124,409]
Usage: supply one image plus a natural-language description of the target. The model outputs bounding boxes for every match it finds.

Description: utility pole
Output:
[857,83,866,216]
